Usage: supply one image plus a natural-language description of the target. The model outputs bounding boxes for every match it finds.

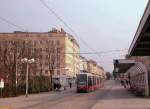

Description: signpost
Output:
[0,78,4,97]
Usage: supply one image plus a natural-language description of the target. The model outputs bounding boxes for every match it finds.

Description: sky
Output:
[0,0,149,72]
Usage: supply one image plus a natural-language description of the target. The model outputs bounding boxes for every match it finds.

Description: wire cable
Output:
[0,17,26,31]
[39,0,117,67]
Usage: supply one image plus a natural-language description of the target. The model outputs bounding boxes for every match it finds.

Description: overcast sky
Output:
[0,0,149,72]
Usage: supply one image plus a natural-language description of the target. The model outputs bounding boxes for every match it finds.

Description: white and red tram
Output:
[76,72,103,93]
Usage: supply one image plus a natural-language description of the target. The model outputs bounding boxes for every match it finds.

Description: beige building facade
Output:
[0,28,80,87]
[79,57,105,78]
[80,56,88,72]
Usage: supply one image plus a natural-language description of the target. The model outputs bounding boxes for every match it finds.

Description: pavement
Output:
[0,82,112,109]
[1,80,150,109]
[91,81,150,109]
[0,87,76,109]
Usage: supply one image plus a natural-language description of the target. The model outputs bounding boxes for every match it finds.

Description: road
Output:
[0,81,112,109]
[2,80,150,109]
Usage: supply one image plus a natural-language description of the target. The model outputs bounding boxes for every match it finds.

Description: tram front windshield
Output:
[77,74,87,85]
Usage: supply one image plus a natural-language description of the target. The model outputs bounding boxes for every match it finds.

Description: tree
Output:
[0,37,35,96]
[46,40,64,90]
[0,40,25,96]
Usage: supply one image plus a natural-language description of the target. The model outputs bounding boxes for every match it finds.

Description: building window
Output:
[46,40,49,44]
[40,62,42,66]
[34,41,37,45]
[45,62,49,66]
[57,48,60,53]
[40,40,43,44]
[45,70,48,74]
[57,40,60,45]
[46,48,48,52]
[40,48,42,52]
[46,55,49,59]
[57,62,60,67]
[51,40,54,46]
[39,55,43,59]
[57,55,60,62]
[57,70,60,75]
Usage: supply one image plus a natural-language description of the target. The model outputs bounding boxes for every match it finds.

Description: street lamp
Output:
[115,67,119,73]
[21,58,35,97]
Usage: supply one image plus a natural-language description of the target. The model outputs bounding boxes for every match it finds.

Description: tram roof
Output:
[129,1,150,56]
[114,59,136,73]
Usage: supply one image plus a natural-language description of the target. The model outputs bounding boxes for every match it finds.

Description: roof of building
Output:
[128,1,150,56]
[113,59,136,74]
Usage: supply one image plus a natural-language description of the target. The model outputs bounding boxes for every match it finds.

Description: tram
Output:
[76,72,102,93]
[127,63,150,96]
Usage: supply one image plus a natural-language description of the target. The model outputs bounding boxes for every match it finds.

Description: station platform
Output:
[92,80,150,109]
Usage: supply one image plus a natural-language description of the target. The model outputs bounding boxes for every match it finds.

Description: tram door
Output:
[88,76,92,92]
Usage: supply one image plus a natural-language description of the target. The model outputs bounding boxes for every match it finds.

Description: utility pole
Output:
[26,62,29,97]
[15,59,18,96]
[21,58,35,98]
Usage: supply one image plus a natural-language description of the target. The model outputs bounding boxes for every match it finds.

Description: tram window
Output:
[88,76,92,86]
[77,74,87,82]
[77,74,87,86]
[93,77,96,85]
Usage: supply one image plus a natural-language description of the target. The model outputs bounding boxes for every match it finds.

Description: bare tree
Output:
[0,38,35,96]
[46,40,64,90]
[0,40,24,96]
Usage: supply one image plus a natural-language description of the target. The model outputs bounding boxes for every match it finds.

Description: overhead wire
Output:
[0,16,127,56]
[0,1,127,70]
[0,17,127,71]
[39,0,127,68]
[39,0,108,65]
[0,9,127,70]
[0,17,26,31]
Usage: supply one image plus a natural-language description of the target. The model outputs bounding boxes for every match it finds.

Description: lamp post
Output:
[15,59,18,96]
[21,58,35,97]
[115,67,119,73]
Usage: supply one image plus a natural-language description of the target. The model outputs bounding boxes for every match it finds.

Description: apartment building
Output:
[0,28,80,87]
[87,60,105,77]
[80,56,88,72]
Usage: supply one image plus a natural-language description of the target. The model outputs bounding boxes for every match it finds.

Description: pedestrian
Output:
[63,85,66,90]
[54,79,60,91]
[126,80,129,86]
[121,80,124,86]
[128,80,131,88]
[123,80,127,88]
[69,82,72,88]
[57,83,61,91]
[54,82,57,90]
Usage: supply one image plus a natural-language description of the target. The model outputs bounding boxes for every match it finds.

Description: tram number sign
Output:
[0,79,4,88]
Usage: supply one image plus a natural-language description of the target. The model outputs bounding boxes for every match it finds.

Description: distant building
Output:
[87,59,105,78]
[80,56,88,72]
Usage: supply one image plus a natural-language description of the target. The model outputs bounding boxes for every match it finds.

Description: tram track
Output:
[20,81,112,109]
[20,91,81,109]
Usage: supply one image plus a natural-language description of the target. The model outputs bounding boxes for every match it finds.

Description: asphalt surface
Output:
[21,81,112,109]
[0,81,112,109]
